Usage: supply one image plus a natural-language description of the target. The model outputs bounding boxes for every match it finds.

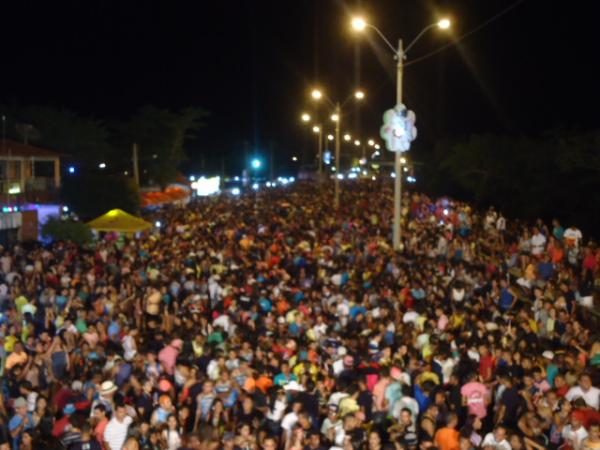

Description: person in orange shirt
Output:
[434,412,460,450]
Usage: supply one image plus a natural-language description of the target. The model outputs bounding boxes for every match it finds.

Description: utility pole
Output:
[132,142,140,187]
[393,39,404,251]
[317,127,323,179]
[334,103,341,209]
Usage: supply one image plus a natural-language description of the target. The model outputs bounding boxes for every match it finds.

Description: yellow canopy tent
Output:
[87,209,152,233]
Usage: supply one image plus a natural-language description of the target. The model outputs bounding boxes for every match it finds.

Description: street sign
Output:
[380,104,417,152]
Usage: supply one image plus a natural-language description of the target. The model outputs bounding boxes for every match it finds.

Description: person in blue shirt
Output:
[499,279,516,311]
[274,362,298,387]
[8,397,33,449]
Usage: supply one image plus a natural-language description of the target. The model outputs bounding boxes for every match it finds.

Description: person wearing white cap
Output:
[8,397,33,449]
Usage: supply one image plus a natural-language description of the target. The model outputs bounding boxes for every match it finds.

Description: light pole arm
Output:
[404,23,437,54]
[366,24,400,57]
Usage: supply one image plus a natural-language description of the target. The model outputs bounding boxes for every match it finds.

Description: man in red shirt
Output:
[479,345,496,382]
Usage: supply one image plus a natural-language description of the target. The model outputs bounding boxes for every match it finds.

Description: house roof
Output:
[0,139,61,159]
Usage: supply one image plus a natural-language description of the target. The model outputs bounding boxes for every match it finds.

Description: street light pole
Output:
[334,102,341,209]
[393,39,404,251]
[317,126,323,178]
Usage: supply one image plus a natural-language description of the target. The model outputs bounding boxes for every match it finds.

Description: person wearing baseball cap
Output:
[8,397,33,449]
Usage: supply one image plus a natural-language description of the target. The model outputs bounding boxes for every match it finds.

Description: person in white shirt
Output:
[564,226,583,248]
[530,227,547,256]
[104,404,133,450]
[562,415,588,450]
[566,374,600,410]
[481,426,512,450]
[122,327,138,362]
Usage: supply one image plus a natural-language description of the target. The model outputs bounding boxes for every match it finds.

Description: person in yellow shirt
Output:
[5,341,29,371]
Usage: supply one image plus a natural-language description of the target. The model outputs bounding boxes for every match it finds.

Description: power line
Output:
[404,0,527,68]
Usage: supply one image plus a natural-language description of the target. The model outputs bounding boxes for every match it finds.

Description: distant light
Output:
[292,156,298,161]
[400,157,407,164]
[68,166,75,174]
[231,187,241,195]
[359,158,367,165]
[327,134,334,141]
[331,166,336,172]
[354,140,360,147]
[343,134,351,141]
[403,167,409,172]
[62,206,69,212]
[99,162,106,169]
[311,89,322,100]
[266,181,272,187]
[8,186,20,194]
[391,172,396,178]
[438,18,451,29]
[336,174,345,180]
[368,139,375,146]
[374,151,380,157]
[312,125,320,133]
[351,17,367,31]
[152,154,158,159]
[362,170,368,176]
[355,90,365,100]
[374,144,380,150]
[124,171,129,175]
[280,178,289,185]
[234,176,240,181]
[443,209,449,216]
[251,159,262,169]
[331,114,339,122]
[289,177,295,182]
[301,113,311,122]
[371,176,376,181]
[189,175,196,181]
[348,173,358,179]
[194,176,220,196]
[407,176,417,183]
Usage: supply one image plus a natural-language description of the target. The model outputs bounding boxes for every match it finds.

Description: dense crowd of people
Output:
[0,180,599,450]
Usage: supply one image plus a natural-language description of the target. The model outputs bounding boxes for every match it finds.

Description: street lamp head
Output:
[251,158,262,169]
[374,144,380,150]
[437,18,451,29]
[354,90,365,100]
[311,89,323,100]
[354,140,361,146]
[327,134,334,141]
[400,157,407,164]
[368,139,375,146]
[351,17,367,31]
[331,114,339,122]
[343,134,351,141]
[301,113,311,122]
[312,125,320,133]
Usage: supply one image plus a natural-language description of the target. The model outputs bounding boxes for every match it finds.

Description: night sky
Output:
[1,0,598,174]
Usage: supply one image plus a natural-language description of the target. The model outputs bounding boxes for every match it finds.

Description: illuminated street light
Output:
[292,156,298,161]
[311,89,323,100]
[438,18,451,29]
[344,134,351,141]
[331,114,339,122]
[251,158,262,169]
[374,144,380,150]
[354,140,360,146]
[351,17,367,31]
[352,15,451,250]
[312,125,320,133]
[301,113,311,122]
[400,157,407,164]
[368,139,375,146]
[355,90,365,100]
[99,162,106,169]
[327,134,334,141]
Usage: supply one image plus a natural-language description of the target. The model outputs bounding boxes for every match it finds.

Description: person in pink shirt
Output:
[460,372,490,419]
[372,368,392,412]
[158,338,183,375]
